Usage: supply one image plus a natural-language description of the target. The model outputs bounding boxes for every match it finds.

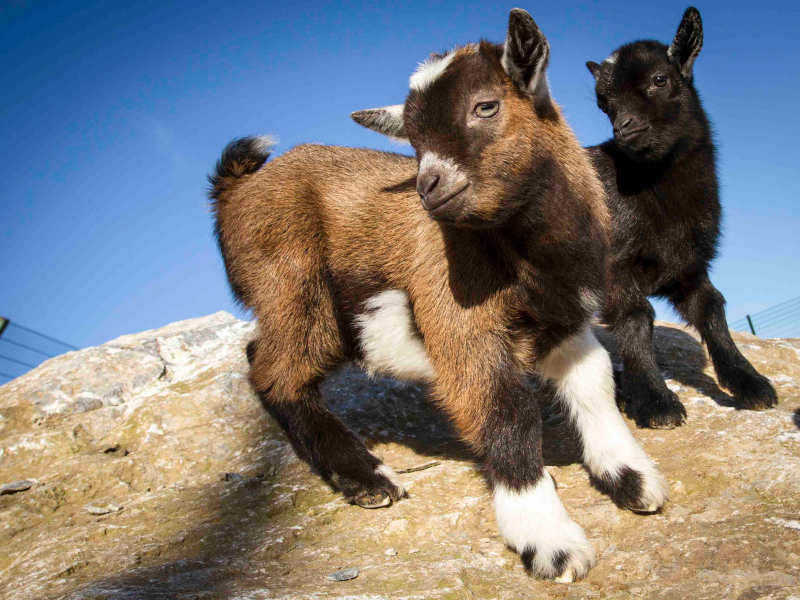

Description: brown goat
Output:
[210,10,668,582]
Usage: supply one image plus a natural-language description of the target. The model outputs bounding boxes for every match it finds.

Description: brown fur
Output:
[214,124,605,449]
[209,11,672,581]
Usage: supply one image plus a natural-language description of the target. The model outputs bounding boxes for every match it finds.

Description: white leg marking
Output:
[538,326,669,512]
[494,472,595,582]
[355,290,435,381]
[375,463,406,496]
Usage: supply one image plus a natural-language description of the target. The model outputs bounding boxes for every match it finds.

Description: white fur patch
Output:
[537,326,669,512]
[603,52,618,66]
[355,290,435,381]
[252,135,277,154]
[351,104,409,145]
[579,287,602,315]
[494,472,595,581]
[382,104,409,144]
[375,463,406,496]
[410,51,455,91]
[419,151,466,183]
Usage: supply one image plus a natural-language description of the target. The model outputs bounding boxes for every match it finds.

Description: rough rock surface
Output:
[1,312,799,599]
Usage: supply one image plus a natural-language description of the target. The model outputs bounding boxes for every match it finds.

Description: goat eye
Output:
[597,95,608,112]
[474,102,499,119]
[653,75,668,87]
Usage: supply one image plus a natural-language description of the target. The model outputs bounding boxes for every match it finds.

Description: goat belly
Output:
[353,290,435,381]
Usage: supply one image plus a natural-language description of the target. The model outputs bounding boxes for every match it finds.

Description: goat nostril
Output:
[615,115,634,133]
[418,174,440,198]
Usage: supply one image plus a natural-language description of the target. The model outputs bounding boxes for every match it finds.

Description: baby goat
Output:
[586,7,778,428]
[212,10,667,581]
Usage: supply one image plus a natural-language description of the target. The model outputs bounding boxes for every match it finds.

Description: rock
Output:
[384,548,398,556]
[0,314,798,599]
[85,502,123,515]
[326,567,359,581]
[0,479,37,495]
[384,518,409,535]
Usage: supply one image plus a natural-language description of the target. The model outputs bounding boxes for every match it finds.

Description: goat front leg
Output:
[671,277,777,410]
[605,296,687,428]
[440,372,595,582]
[538,325,669,512]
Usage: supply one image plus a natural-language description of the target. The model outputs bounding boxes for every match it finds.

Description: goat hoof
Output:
[351,463,407,509]
[591,464,669,513]
[354,489,393,509]
[728,373,778,410]
[520,533,596,583]
[630,389,687,429]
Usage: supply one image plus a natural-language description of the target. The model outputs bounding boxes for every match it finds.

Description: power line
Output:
[0,316,79,384]
[0,355,37,369]
[2,320,78,350]
[732,295,800,339]
[0,337,57,358]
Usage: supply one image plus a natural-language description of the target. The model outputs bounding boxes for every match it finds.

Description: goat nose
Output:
[417,173,440,199]
[614,114,635,134]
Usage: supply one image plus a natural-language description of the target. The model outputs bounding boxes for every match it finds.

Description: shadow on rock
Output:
[322,366,583,469]
[594,324,738,409]
[57,364,582,600]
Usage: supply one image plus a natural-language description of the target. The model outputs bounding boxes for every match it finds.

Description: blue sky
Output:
[1,0,798,351]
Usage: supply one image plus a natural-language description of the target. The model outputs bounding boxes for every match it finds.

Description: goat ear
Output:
[350,105,408,143]
[668,7,703,79]
[502,8,551,102]
[586,61,601,79]
[502,8,550,100]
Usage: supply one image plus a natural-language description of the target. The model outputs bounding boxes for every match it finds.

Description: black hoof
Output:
[591,466,644,510]
[728,373,778,411]
[354,488,394,509]
[346,465,407,509]
[520,544,595,583]
[627,389,687,429]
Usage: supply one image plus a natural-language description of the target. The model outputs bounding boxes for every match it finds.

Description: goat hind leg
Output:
[672,279,777,410]
[248,342,405,509]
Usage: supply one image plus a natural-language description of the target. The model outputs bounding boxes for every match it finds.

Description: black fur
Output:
[208,136,271,202]
[255,382,406,507]
[480,366,547,492]
[520,547,537,572]
[504,11,549,88]
[590,465,646,511]
[586,7,777,428]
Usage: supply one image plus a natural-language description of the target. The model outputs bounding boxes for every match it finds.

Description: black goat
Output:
[586,7,778,428]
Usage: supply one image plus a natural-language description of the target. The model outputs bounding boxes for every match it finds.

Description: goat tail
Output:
[208,135,275,204]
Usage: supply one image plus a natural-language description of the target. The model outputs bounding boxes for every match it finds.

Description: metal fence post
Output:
[746,315,756,336]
